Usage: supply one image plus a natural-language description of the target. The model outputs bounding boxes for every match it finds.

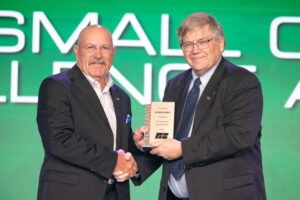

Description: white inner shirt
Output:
[82,72,117,150]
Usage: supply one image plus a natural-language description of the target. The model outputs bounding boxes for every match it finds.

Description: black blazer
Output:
[37,65,133,200]
[136,57,266,200]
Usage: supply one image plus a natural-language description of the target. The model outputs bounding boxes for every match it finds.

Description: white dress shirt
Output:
[82,72,117,150]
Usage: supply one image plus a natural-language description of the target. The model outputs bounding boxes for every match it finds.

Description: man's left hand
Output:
[150,139,182,160]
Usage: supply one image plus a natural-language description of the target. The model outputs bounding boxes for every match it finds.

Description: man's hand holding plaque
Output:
[133,102,182,160]
[144,102,175,150]
[134,102,176,151]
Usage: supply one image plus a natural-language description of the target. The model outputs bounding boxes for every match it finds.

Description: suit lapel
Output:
[173,70,193,139]
[69,65,111,129]
[191,58,226,136]
[110,85,122,149]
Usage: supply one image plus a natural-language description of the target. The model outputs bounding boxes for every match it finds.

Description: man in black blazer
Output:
[133,12,266,200]
[37,25,137,200]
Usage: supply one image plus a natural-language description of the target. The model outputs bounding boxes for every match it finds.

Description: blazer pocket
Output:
[42,170,80,185]
[223,174,253,190]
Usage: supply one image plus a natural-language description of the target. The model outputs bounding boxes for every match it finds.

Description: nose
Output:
[94,48,103,58]
[192,44,202,53]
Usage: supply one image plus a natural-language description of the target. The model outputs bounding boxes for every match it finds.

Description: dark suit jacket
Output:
[37,65,134,200]
[135,57,266,200]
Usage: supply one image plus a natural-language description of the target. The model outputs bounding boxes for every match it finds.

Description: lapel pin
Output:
[116,97,120,102]
[207,96,211,100]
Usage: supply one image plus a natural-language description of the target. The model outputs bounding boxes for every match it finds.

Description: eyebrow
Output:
[183,37,211,43]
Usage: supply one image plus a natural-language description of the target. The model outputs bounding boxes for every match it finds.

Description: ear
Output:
[112,46,116,56]
[73,45,79,62]
[218,36,225,52]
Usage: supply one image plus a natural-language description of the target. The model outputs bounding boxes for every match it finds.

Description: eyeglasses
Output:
[181,38,213,52]
[79,45,113,54]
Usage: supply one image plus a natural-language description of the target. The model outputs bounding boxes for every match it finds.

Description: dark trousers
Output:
[167,187,189,200]
[104,183,118,200]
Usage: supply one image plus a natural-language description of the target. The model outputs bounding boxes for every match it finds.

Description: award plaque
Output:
[143,102,175,151]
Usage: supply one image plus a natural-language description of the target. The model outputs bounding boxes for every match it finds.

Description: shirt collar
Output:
[191,56,221,87]
[82,72,114,94]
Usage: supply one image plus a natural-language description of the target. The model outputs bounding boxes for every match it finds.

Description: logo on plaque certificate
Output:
[143,102,175,150]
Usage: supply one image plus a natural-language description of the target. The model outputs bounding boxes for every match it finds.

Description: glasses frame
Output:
[181,38,213,52]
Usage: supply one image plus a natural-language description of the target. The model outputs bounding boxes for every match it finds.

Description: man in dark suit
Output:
[133,12,266,200]
[37,25,137,200]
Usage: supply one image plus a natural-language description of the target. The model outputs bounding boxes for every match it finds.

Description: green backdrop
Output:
[1,0,300,199]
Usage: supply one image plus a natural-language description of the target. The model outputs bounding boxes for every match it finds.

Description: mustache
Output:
[89,58,106,66]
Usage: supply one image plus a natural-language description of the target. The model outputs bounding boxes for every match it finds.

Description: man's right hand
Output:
[133,126,148,149]
[113,149,137,182]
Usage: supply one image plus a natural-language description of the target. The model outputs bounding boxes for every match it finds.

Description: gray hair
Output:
[177,12,224,46]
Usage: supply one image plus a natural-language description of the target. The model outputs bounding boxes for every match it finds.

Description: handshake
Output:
[112,126,148,182]
[113,149,137,182]
[113,126,183,182]
[112,126,149,182]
